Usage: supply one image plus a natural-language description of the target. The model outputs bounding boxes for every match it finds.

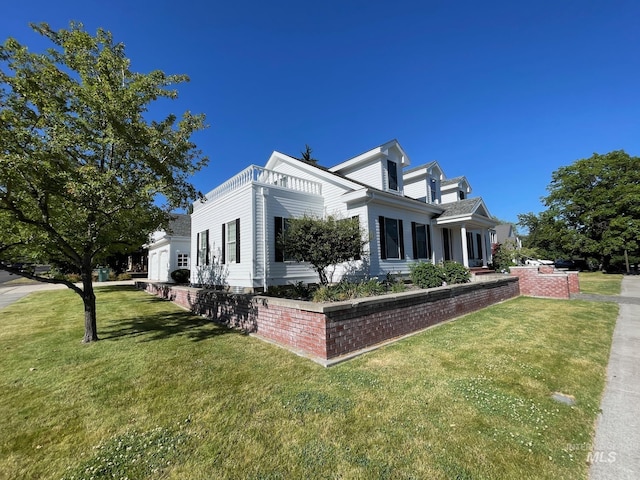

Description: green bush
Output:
[409,262,445,289]
[442,261,471,284]
[310,279,385,302]
[312,285,335,302]
[116,273,132,281]
[170,269,190,284]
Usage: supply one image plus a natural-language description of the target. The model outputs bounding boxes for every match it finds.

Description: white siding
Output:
[190,185,255,288]
[339,158,383,190]
[265,188,324,286]
[403,177,428,202]
[365,203,437,279]
[441,189,460,203]
[268,160,353,217]
[147,237,190,282]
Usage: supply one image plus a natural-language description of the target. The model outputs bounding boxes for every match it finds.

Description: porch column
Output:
[481,228,488,267]
[460,224,469,267]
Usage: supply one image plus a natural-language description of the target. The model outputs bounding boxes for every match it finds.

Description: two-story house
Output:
[190,140,496,291]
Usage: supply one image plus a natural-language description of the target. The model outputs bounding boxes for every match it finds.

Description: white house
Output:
[191,140,496,291]
[147,214,191,282]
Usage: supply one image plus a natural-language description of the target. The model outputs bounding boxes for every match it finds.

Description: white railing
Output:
[194,165,322,210]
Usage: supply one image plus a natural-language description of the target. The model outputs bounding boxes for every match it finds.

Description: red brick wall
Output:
[137,278,520,362]
[510,266,579,299]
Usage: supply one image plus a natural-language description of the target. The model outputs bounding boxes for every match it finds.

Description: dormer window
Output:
[387,160,398,191]
[460,190,466,200]
[430,178,437,203]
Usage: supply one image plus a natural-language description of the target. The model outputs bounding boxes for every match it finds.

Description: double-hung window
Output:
[387,160,398,191]
[196,230,209,266]
[430,178,438,203]
[222,219,240,264]
[274,216,294,262]
[379,216,405,260]
[411,222,432,260]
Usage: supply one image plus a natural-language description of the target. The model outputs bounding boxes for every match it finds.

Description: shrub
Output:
[410,262,445,289]
[170,269,190,284]
[117,273,132,281]
[312,285,335,302]
[383,271,406,293]
[65,273,82,283]
[442,261,471,284]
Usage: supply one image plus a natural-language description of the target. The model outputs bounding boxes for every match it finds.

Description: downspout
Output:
[261,187,268,292]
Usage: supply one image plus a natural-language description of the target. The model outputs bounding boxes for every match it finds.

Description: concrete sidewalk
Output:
[0,280,136,311]
[589,275,640,480]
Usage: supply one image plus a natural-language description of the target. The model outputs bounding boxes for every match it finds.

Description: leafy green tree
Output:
[517,210,575,260]
[278,215,365,285]
[521,150,640,270]
[0,23,208,342]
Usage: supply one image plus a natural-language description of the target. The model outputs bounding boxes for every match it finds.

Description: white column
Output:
[460,224,469,267]
[481,229,488,267]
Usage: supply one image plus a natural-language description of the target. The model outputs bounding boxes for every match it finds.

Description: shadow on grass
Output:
[98,286,245,343]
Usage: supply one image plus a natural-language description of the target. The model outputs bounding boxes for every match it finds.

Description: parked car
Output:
[524,258,554,266]
[554,259,577,270]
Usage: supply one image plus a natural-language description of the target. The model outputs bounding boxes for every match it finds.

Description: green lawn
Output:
[579,272,623,295]
[0,286,617,479]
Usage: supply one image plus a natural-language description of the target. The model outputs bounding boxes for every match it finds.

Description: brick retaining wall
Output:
[510,266,579,299]
[138,277,519,364]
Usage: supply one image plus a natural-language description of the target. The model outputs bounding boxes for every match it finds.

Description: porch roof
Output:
[435,198,496,228]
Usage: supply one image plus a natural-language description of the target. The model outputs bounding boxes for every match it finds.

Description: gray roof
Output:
[404,161,438,175]
[441,176,465,187]
[494,224,516,242]
[438,198,483,218]
[166,214,191,237]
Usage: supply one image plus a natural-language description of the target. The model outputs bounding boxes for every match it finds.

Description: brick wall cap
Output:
[256,278,517,314]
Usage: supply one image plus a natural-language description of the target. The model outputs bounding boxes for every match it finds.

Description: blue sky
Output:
[3,0,640,225]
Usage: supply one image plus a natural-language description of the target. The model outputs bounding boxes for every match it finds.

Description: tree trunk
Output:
[317,267,328,286]
[600,254,611,273]
[81,269,98,343]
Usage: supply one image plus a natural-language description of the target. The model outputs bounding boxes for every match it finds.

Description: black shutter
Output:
[235,218,241,263]
[352,216,361,260]
[221,223,226,264]
[204,230,210,265]
[275,217,284,262]
[196,232,200,266]
[399,219,405,259]
[411,222,418,259]
[379,216,387,260]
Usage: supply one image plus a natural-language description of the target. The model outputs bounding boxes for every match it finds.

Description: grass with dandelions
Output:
[0,285,617,479]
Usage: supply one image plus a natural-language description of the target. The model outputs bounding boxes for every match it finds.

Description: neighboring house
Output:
[147,214,191,282]
[491,223,522,249]
[191,140,496,291]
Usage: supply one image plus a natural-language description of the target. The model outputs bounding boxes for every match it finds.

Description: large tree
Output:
[517,209,576,260]
[520,150,639,270]
[0,23,208,342]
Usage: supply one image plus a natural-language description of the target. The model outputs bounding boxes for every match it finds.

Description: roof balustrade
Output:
[194,165,322,210]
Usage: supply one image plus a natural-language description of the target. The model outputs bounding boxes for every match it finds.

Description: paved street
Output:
[0,269,17,286]
[0,279,135,310]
